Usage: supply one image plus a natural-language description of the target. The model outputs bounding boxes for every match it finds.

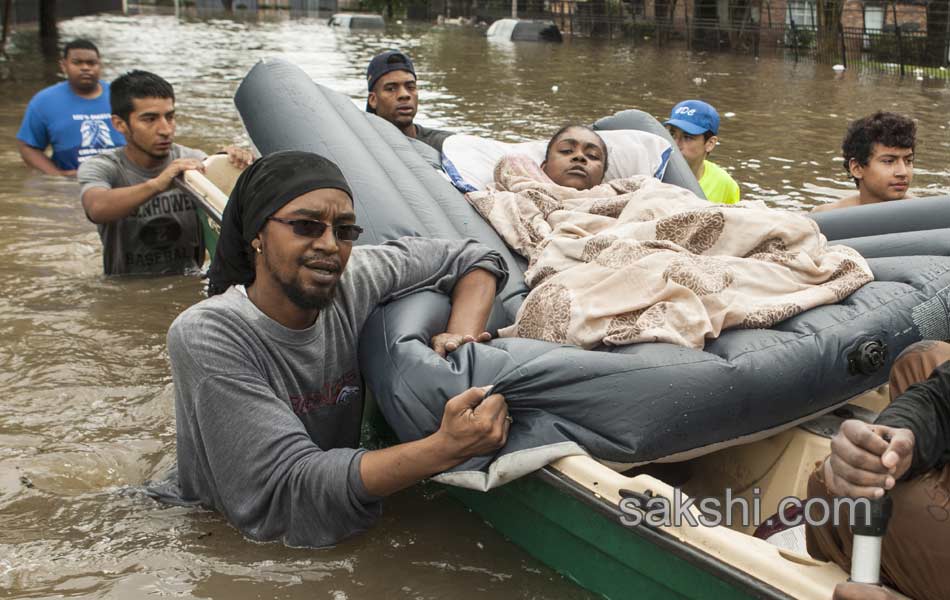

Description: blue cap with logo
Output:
[664,100,720,136]
[366,50,416,93]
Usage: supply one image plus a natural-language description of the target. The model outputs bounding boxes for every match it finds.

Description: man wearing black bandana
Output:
[153,151,510,547]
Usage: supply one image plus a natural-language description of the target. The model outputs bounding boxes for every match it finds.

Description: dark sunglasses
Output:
[268,217,363,242]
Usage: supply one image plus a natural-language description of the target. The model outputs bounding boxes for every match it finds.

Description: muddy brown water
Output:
[1,11,949,599]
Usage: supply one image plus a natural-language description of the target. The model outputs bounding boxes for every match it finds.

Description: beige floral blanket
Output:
[466,155,873,350]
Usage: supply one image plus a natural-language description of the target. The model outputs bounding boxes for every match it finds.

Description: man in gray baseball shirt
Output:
[78,70,252,276]
[152,151,511,547]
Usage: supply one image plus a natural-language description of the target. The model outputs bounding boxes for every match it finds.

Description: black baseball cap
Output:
[366,49,416,94]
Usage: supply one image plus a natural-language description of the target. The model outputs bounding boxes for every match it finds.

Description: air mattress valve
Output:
[847,340,888,375]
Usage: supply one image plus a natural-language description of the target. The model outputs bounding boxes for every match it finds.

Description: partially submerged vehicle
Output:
[486,18,562,42]
[328,13,385,29]
[178,58,950,599]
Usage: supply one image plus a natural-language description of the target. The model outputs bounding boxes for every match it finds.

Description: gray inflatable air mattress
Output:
[234,58,950,489]
[811,195,950,241]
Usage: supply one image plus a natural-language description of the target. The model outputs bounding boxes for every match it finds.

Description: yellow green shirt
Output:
[699,160,740,205]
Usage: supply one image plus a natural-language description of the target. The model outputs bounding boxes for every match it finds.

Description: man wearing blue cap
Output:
[365,50,452,153]
[664,100,740,205]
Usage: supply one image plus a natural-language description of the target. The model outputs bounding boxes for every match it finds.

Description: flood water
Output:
[1,11,949,599]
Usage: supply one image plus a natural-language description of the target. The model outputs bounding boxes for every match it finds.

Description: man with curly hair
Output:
[813,111,916,213]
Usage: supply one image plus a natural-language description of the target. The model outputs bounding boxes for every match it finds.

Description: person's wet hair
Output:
[62,39,99,59]
[545,124,609,173]
[110,70,175,123]
[842,112,916,187]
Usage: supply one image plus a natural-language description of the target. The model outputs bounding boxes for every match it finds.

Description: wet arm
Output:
[190,375,506,537]
[359,435,463,497]
[81,182,162,224]
[16,140,71,177]
[445,268,497,337]
[352,239,505,357]
[360,387,508,497]
[80,157,203,224]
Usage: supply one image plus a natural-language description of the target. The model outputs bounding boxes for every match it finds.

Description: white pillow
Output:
[442,130,672,193]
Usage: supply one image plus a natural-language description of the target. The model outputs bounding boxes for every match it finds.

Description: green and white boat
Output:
[176,156,911,600]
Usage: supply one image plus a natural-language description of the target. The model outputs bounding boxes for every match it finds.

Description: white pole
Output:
[850,535,883,584]
[121,0,128,14]
[511,0,516,18]
[850,496,892,586]
[174,0,180,19]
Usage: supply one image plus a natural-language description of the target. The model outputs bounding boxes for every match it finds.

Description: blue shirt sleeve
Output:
[16,95,50,150]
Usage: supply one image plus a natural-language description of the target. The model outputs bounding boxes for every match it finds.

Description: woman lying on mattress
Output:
[539,125,609,191]
[466,125,875,351]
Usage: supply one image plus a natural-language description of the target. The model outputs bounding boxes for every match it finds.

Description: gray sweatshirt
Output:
[78,144,207,276]
[153,237,507,548]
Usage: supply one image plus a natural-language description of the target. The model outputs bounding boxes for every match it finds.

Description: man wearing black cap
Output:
[154,151,510,547]
[366,50,452,153]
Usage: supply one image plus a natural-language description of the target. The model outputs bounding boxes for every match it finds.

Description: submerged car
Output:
[487,18,562,42]
[328,13,385,29]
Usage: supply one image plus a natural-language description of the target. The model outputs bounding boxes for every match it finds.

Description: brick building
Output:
[637,0,930,34]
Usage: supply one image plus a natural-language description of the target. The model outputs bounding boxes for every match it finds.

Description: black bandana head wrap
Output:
[206,150,353,296]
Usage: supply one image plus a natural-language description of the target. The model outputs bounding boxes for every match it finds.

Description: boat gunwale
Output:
[533,465,793,600]
[175,175,224,224]
[176,157,894,600]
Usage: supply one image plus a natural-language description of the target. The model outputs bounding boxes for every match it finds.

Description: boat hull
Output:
[450,470,776,600]
[197,205,220,258]
[172,58,937,598]
[178,164,897,600]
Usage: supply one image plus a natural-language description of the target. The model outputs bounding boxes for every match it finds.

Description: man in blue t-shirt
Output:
[16,39,126,177]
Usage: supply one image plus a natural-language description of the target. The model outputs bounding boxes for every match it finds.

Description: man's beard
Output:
[279,276,336,311]
[265,251,338,311]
